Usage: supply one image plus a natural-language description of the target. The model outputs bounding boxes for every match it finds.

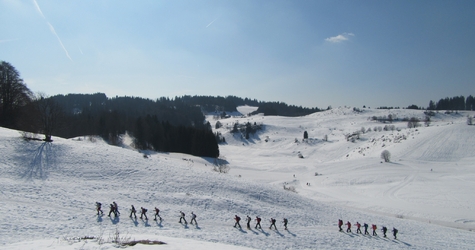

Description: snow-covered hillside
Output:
[217,107,475,230]
[1,107,475,249]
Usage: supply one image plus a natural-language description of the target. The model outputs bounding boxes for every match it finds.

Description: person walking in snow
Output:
[113,202,120,216]
[246,215,251,229]
[282,218,288,230]
[392,227,398,239]
[255,216,262,229]
[382,226,388,237]
[372,224,377,236]
[108,203,116,217]
[190,212,197,225]
[130,205,137,219]
[363,223,369,235]
[338,219,343,232]
[356,222,362,234]
[269,218,277,230]
[140,207,148,220]
[234,215,242,229]
[346,221,352,233]
[179,211,187,224]
[153,207,162,221]
[95,202,103,215]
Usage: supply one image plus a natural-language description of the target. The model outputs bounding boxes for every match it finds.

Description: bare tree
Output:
[33,93,64,142]
[424,116,431,127]
[381,150,391,162]
[407,117,420,128]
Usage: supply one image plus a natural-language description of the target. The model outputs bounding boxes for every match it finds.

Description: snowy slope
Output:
[1,107,475,249]
[215,107,475,230]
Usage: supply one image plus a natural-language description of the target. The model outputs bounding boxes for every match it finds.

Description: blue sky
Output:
[1,0,474,109]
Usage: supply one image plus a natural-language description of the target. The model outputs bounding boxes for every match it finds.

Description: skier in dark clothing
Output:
[246,215,251,229]
[356,222,362,234]
[96,202,103,215]
[338,219,343,231]
[363,223,369,235]
[372,224,377,236]
[130,205,137,219]
[140,207,148,220]
[153,207,162,221]
[190,212,197,225]
[382,226,388,237]
[179,211,187,224]
[234,215,242,229]
[392,228,398,239]
[255,216,262,229]
[269,218,277,230]
[282,218,288,230]
[113,202,120,215]
[108,204,116,217]
[346,221,352,233]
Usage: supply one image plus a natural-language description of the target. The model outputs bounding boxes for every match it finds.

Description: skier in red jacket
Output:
[372,224,377,236]
[356,222,362,234]
[234,215,242,229]
[346,221,352,233]
[255,216,262,229]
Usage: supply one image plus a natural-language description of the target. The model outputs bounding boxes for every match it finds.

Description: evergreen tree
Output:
[466,95,474,111]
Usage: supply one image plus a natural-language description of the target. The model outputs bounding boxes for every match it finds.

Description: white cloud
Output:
[325,33,355,43]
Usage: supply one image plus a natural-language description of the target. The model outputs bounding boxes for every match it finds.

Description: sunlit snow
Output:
[1,107,474,249]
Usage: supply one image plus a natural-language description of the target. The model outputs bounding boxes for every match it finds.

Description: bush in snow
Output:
[19,131,41,141]
[213,158,230,173]
[215,121,223,129]
[424,116,431,127]
[283,185,297,193]
[407,117,420,128]
[467,115,473,125]
[214,164,230,173]
[381,150,391,162]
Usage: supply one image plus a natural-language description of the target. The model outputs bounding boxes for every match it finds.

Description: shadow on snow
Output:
[19,141,59,180]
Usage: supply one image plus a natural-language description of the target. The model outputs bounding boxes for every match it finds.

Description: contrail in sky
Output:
[48,22,73,62]
[206,16,220,28]
[0,38,19,43]
[32,0,73,61]
[33,0,45,18]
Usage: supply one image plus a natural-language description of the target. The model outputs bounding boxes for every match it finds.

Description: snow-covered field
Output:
[1,106,474,249]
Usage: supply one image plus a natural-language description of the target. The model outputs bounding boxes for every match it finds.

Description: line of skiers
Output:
[338,219,398,239]
[234,215,288,231]
[96,202,162,221]
[97,202,290,231]
[97,203,401,239]
[178,211,198,225]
